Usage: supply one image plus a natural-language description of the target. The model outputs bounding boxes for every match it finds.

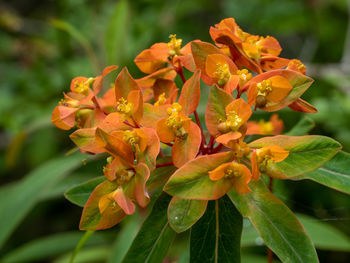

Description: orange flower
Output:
[209,162,251,194]
[209,18,283,73]
[251,145,289,180]
[134,34,193,74]
[247,75,292,109]
[205,53,252,95]
[215,98,252,146]
[247,114,283,135]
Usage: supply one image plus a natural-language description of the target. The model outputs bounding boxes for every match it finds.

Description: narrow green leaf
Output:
[168,197,207,233]
[108,215,140,263]
[121,193,176,263]
[249,135,341,178]
[69,231,94,263]
[0,232,106,263]
[50,19,100,73]
[228,180,319,263]
[285,116,315,136]
[295,151,350,195]
[190,195,242,263]
[65,176,106,207]
[0,152,86,248]
[105,0,129,65]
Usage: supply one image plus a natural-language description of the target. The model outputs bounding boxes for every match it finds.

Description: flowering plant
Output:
[52,18,349,263]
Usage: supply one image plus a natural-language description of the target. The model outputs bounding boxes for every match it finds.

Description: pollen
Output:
[168,34,182,56]
[166,102,182,115]
[155,93,167,106]
[257,79,272,97]
[224,163,242,178]
[116,169,135,186]
[237,69,252,82]
[166,111,182,129]
[122,130,139,149]
[225,110,243,131]
[116,98,133,116]
[214,63,231,86]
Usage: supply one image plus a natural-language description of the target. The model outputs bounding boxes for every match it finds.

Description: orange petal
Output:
[232,164,252,194]
[156,118,175,143]
[225,98,252,123]
[113,188,135,215]
[128,90,143,124]
[257,36,282,56]
[267,76,292,102]
[209,162,232,181]
[224,75,239,95]
[270,114,284,135]
[216,131,242,148]
[51,106,78,130]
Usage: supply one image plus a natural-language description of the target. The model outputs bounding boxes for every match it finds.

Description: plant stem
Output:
[267,176,274,263]
[162,142,174,147]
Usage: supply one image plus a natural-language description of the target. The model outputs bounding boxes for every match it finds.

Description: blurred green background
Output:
[0,0,350,262]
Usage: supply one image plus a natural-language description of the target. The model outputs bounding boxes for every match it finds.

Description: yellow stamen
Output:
[257,79,272,97]
[236,69,252,83]
[123,130,139,151]
[168,34,182,56]
[224,163,242,178]
[166,103,187,138]
[214,63,231,86]
[166,102,182,115]
[116,169,135,186]
[225,110,243,131]
[116,98,133,117]
[155,93,167,106]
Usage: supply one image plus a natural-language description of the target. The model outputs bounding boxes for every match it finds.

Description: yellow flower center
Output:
[166,102,182,115]
[168,34,182,56]
[214,63,231,86]
[257,79,272,97]
[236,69,252,83]
[123,130,139,150]
[225,110,243,131]
[155,93,167,106]
[259,119,274,134]
[116,98,133,117]
[166,103,187,138]
[257,148,273,172]
[116,169,135,186]
[224,163,242,178]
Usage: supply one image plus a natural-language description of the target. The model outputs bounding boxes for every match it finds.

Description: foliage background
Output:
[0,0,350,262]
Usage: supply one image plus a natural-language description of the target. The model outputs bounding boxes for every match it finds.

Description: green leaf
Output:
[108,215,141,263]
[105,0,129,65]
[0,232,107,263]
[190,195,242,263]
[205,85,233,136]
[228,180,319,263]
[168,197,207,233]
[121,193,176,263]
[65,176,106,207]
[0,152,86,248]
[297,214,350,251]
[164,152,234,200]
[146,161,177,194]
[295,151,350,195]
[285,116,315,136]
[50,19,100,73]
[249,135,341,178]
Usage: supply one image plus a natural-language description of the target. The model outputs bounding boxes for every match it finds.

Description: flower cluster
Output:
[52,18,316,230]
